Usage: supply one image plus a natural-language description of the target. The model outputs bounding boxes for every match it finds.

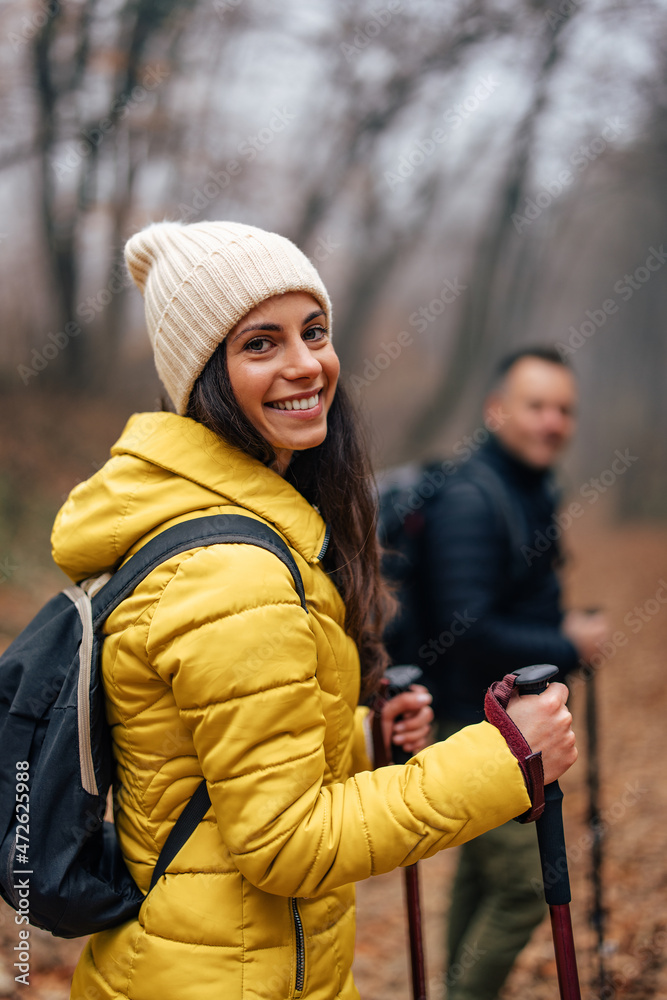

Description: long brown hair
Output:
[186,341,395,701]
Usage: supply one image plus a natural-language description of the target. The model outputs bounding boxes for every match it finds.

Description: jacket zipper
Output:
[291,897,305,996]
[316,524,331,562]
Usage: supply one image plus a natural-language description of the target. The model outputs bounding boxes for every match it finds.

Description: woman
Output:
[52,221,576,1000]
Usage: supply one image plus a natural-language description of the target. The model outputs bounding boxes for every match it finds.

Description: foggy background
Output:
[1,0,666,581]
[1,2,667,997]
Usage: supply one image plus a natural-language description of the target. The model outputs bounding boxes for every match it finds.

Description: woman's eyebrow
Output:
[303,309,325,325]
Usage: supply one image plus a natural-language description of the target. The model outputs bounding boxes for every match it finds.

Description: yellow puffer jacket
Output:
[52,412,530,1000]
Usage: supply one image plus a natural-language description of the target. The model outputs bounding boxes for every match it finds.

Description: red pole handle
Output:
[372,666,428,1000]
[515,665,582,1000]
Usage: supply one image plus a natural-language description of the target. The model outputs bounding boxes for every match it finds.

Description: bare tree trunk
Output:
[334,176,440,375]
[405,0,581,454]
[97,6,193,385]
[32,3,85,387]
[29,0,197,390]
[291,0,506,255]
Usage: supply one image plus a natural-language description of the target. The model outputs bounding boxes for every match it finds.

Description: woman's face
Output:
[225,291,340,475]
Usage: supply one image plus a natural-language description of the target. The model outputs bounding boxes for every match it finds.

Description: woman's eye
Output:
[245,336,273,352]
[303,326,327,342]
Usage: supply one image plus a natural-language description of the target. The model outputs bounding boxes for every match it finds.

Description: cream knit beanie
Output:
[124,220,332,414]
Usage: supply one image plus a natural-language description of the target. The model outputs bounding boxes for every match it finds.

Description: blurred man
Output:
[422,347,608,1000]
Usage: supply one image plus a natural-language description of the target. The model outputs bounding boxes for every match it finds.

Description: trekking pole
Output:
[581,609,608,994]
[584,662,607,993]
[514,664,582,1000]
[372,665,428,1000]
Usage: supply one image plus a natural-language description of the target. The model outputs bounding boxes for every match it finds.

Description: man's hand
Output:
[563,609,610,663]
[381,685,434,758]
[506,681,577,784]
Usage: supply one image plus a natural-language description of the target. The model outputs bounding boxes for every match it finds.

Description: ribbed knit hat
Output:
[124,220,332,414]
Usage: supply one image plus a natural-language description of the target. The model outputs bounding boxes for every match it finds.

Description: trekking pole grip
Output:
[515,665,581,1000]
[514,664,571,906]
[375,665,424,765]
[371,665,428,1000]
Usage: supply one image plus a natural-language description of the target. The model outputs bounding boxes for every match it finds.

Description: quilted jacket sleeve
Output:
[148,544,531,899]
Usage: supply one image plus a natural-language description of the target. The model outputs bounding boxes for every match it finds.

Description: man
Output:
[422,347,608,1000]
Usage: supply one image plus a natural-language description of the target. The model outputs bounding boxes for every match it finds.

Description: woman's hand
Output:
[381,684,434,759]
[506,681,577,785]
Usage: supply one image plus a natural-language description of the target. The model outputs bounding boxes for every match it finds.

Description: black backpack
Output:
[0,514,306,938]
[378,459,530,670]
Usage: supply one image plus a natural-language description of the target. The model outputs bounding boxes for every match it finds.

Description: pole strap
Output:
[485,672,545,823]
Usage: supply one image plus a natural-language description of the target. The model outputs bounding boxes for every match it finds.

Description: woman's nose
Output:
[283,338,322,379]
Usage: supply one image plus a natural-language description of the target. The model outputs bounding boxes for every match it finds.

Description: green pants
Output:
[445,817,547,1000]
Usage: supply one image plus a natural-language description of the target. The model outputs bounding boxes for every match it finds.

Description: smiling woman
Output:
[50,220,577,1000]
[224,291,340,474]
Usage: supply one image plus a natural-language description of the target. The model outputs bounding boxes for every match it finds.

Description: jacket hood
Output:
[51,412,328,582]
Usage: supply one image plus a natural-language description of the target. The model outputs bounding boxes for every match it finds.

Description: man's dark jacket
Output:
[423,434,578,722]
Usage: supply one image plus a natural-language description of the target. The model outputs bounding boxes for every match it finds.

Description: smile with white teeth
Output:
[268,393,320,411]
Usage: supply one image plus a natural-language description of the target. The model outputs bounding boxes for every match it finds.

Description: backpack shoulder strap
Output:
[88,513,307,896]
[149,778,211,892]
[91,513,307,625]
[464,463,530,584]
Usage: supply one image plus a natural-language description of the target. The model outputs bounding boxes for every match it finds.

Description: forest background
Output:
[0,1,666,997]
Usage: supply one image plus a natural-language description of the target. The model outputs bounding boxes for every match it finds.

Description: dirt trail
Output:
[353,522,667,1000]
[0,521,666,998]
